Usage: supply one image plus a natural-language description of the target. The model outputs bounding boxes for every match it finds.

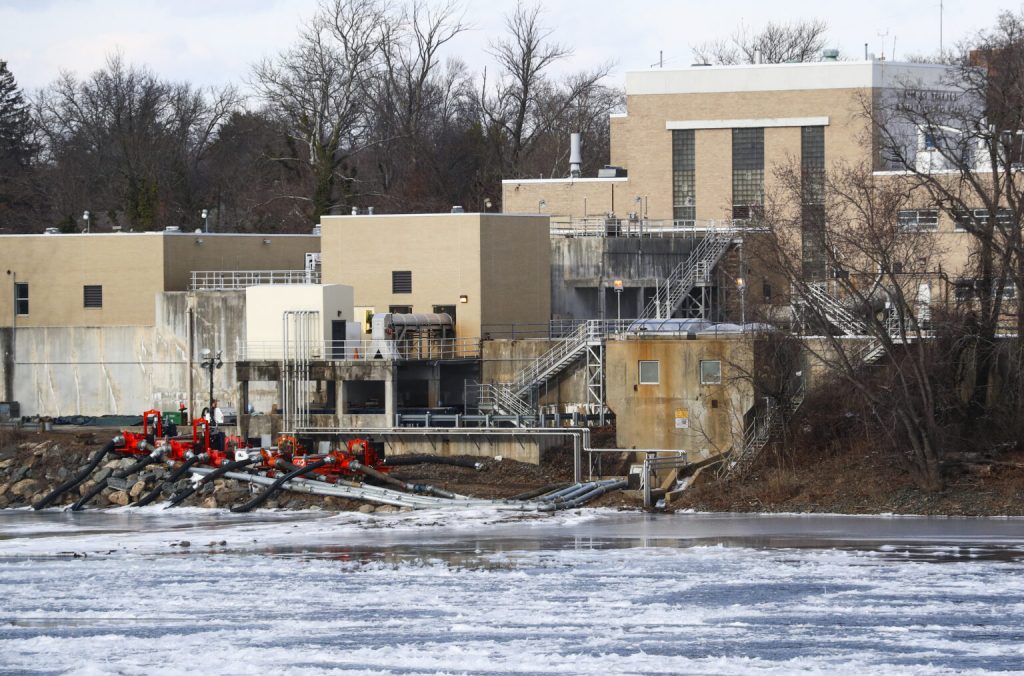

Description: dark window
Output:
[388,305,412,314]
[801,126,827,281]
[392,270,412,294]
[671,129,696,221]
[14,282,28,316]
[638,360,660,385]
[732,127,764,219]
[83,285,103,308]
[952,207,1015,232]
[762,280,772,303]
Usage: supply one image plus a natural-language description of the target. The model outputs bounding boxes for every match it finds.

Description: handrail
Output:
[190,269,321,290]
[639,228,734,320]
[239,337,481,361]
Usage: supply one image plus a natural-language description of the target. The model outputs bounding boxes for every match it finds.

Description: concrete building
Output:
[319,213,551,340]
[0,231,320,417]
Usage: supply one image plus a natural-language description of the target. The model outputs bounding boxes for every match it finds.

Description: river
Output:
[1,508,1022,674]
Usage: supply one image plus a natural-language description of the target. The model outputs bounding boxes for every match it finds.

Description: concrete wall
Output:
[605,335,754,460]
[0,233,165,327]
[502,178,629,217]
[320,213,550,339]
[162,233,320,291]
[245,284,354,354]
[5,290,248,417]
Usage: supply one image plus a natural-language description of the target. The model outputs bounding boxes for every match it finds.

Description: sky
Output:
[1,0,1021,94]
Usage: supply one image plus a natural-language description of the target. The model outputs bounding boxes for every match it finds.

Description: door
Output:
[331,320,347,359]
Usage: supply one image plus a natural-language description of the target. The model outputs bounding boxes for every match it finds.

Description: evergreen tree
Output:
[0,60,37,227]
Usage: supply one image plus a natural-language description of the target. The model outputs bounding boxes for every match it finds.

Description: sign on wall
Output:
[674,408,689,429]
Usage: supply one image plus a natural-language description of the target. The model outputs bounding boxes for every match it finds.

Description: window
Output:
[392,270,412,294]
[897,209,939,231]
[952,207,1014,232]
[732,127,764,220]
[83,285,103,308]
[388,305,412,314]
[671,129,696,222]
[638,360,660,385]
[700,360,722,385]
[14,282,28,316]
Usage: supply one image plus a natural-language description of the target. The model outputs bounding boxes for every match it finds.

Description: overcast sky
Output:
[1,0,1021,94]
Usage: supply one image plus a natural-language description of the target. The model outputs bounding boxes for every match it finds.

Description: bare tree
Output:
[480,1,614,180]
[252,0,388,220]
[35,53,240,230]
[692,19,830,65]
[869,9,1024,429]
[755,162,951,490]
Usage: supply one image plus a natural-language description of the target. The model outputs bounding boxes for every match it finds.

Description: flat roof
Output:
[625,59,961,96]
[0,231,319,238]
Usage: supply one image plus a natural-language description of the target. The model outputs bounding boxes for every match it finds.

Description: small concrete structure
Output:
[605,331,756,462]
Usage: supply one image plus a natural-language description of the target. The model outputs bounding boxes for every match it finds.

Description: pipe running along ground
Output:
[381,455,484,470]
[350,460,461,499]
[71,444,166,511]
[134,454,205,508]
[165,456,258,508]
[229,458,332,513]
[32,437,122,510]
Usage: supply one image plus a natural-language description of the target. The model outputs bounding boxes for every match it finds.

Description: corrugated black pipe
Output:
[165,456,257,508]
[230,458,331,513]
[33,438,119,510]
[510,483,570,501]
[135,454,204,507]
[382,455,484,470]
[351,460,459,499]
[71,449,164,511]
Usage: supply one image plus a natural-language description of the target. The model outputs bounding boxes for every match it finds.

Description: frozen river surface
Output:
[1,508,1023,674]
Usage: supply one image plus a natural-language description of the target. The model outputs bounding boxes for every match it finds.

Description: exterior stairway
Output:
[483,230,738,421]
[639,229,734,319]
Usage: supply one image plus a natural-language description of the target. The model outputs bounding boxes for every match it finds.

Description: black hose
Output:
[33,440,118,510]
[509,483,570,501]
[230,458,331,513]
[165,456,257,508]
[71,451,163,512]
[351,460,459,499]
[135,455,203,507]
[382,455,484,470]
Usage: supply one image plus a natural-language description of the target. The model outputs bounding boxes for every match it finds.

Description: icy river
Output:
[1,508,1023,674]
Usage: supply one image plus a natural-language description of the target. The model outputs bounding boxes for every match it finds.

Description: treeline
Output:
[0,0,622,234]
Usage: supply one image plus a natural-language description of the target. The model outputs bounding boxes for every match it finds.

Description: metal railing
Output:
[549,217,745,238]
[239,337,481,362]
[639,227,735,320]
[641,451,689,509]
[190,269,321,290]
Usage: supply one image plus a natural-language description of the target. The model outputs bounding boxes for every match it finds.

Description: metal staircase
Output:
[724,382,806,480]
[480,230,737,422]
[798,282,904,365]
[639,229,734,320]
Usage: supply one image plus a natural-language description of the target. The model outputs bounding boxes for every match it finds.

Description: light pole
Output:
[199,347,223,422]
[537,199,546,213]
[82,210,90,233]
[201,208,209,233]
[736,277,746,325]
[613,279,623,322]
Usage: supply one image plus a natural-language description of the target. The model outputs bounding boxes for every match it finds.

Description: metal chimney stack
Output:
[569,133,582,178]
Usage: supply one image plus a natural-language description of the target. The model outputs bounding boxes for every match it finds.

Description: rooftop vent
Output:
[312,225,321,236]
[569,133,582,178]
[598,166,627,178]
[822,48,840,61]
[164,226,181,233]
[451,205,465,213]
[44,227,60,235]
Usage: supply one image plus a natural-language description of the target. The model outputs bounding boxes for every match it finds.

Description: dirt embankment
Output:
[673,440,1024,516]
[0,428,600,512]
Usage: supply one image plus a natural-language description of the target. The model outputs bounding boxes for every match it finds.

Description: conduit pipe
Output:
[71,442,167,511]
[165,456,257,508]
[33,437,123,510]
[230,458,332,513]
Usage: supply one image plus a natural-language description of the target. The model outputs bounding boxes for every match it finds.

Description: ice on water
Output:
[1,508,1022,674]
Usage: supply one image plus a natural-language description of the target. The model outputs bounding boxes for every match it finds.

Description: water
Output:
[1,508,1023,674]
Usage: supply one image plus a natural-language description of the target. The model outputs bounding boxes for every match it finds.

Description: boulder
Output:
[357,503,375,513]
[92,468,112,484]
[10,478,41,498]
[129,481,148,499]
[213,489,249,507]
[0,482,9,498]
[108,490,130,507]
[201,497,218,509]
[78,480,97,497]
[374,504,399,513]
[9,466,29,483]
